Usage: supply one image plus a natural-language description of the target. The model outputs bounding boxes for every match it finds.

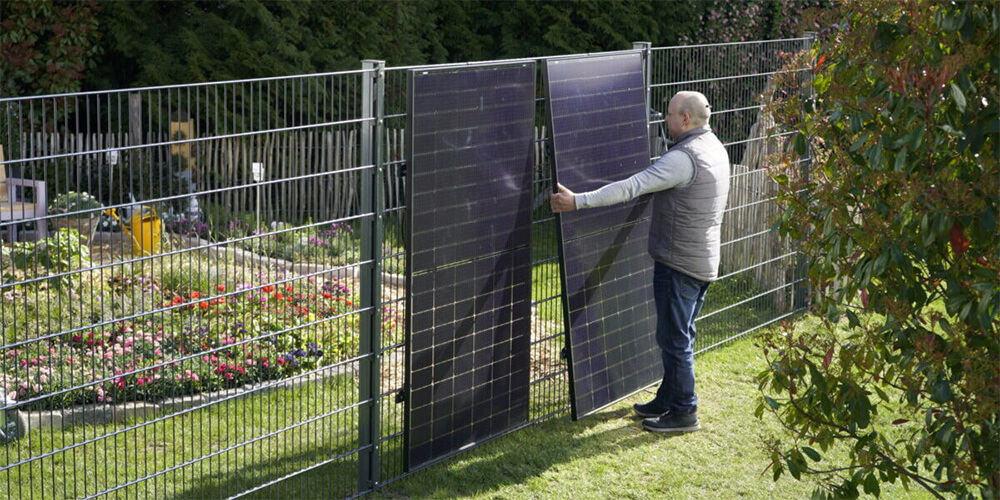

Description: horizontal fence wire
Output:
[0,37,812,499]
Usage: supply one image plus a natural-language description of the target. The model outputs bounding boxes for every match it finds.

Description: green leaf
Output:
[802,446,822,462]
[949,83,966,113]
[936,8,966,32]
[787,456,802,480]
[908,124,926,151]
[931,378,952,403]
[893,146,908,171]
[794,132,808,156]
[850,132,871,152]
[939,124,966,138]
[845,309,861,328]
[764,396,781,410]
[863,472,881,496]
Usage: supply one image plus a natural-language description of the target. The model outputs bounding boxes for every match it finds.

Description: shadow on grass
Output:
[371,404,684,498]
[171,446,361,499]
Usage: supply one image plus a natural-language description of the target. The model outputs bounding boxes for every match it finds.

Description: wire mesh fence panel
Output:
[649,37,813,353]
[0,37,811,498]
[1,70,377,499]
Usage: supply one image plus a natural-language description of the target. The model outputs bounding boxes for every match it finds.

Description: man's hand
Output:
[550,183,577,213]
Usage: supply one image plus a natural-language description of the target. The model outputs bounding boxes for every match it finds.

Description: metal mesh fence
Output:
[649,38,813,353]
[0,37,812,498]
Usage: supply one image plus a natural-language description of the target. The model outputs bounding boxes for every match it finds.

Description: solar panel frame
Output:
[544,52,661,420]
[404,61,536,471]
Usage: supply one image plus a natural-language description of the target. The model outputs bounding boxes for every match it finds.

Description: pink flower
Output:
[6,391,16,401]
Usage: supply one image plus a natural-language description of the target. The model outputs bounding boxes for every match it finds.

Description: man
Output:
[550,91,730,433]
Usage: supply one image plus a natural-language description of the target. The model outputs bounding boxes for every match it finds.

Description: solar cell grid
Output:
[545,52,662,420]
[405,62,535,469]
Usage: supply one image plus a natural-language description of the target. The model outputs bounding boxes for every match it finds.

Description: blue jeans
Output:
[651,262,710,414]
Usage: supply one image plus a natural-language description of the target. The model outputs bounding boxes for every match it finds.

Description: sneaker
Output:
[642,410,700,433]
[633,401,668,418]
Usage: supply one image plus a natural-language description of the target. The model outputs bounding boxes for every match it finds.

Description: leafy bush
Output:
[2,228,91,289]
[47,191,102,219]
[756,1,999,499]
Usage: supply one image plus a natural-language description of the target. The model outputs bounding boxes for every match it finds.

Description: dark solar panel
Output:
[405,62,535,469]
[544,52,661,420]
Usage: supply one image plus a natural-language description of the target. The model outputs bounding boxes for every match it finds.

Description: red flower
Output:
[199,301,209,309]
[950,222,970,255]
[323,293,332,299]
[285,285,294,293]
[217,285,226,292]
[172,296,185,305]
[262,285,275,293]
[190,291,201,299]
[275,292,284,301]
[813,54,826,74]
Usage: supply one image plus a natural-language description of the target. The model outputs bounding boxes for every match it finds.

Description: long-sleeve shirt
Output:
[574,149,695,209]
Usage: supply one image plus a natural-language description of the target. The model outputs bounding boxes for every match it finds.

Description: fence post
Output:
[359,59,386,492]
[796,33,817,310]
[632,42,661,156]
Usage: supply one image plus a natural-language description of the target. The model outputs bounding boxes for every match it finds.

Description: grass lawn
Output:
[367,336,938,500]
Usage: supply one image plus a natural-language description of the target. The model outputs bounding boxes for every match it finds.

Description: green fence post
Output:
[359,58,386,493]
[796,33,817,310]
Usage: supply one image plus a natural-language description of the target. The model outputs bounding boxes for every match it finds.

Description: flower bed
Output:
[1,277,401,411]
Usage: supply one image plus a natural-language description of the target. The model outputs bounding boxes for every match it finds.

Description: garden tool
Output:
[104,206,162,256]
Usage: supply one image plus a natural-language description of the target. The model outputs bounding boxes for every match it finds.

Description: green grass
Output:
[3,323,943,499]
[365,337,937,500]
[4,374,363,499]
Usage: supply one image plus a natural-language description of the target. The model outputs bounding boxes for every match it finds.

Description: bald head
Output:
[664,91,711,138]
[672,91,711,126]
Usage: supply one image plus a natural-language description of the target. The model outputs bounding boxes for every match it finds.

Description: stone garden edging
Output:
[9,362,358,437]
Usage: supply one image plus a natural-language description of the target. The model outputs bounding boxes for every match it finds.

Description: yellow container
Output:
[127,206,162,256]
[104,206,162,256]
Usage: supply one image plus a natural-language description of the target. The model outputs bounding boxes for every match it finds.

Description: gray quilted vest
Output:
[648,126,731,282]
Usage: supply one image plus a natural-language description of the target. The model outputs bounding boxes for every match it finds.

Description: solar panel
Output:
[405,62,535,470]
[544,52,661,420]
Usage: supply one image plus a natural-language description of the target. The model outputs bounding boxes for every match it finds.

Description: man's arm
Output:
[550,151,695,213]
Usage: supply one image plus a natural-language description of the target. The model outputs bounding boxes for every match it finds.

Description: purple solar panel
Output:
[405,62,535,469]
[544,52,660,420]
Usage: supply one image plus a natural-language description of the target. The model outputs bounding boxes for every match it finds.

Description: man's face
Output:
[664,96,686,139]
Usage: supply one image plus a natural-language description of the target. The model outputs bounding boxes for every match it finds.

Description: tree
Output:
[0,0,102,97]
[756,1,999,498]
[87,1,440,89]
[678,0,833,45]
